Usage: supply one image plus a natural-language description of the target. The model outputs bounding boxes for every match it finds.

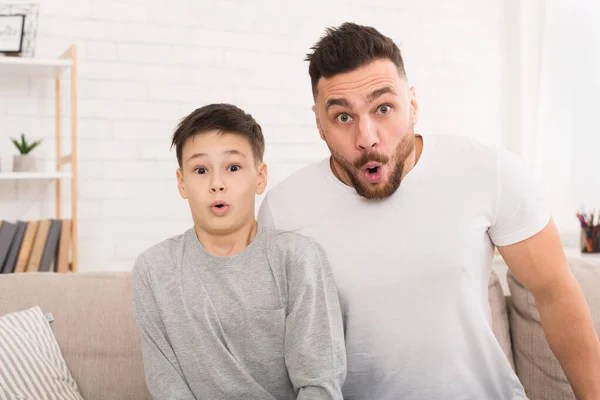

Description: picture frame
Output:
[0,13,25,53]
[0,1,39,57]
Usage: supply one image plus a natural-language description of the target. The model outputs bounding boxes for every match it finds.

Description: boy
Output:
[131,103,347,400]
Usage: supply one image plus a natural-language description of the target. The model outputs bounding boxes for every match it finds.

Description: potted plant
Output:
[10,133,42,172]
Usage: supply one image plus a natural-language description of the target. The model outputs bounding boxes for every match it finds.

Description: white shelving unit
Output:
[0,45,79,271]
[0,172,73,180]
[0,56,72,77]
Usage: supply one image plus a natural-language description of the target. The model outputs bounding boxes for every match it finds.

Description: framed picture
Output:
[0,14,25,53]
[0,2,39,57]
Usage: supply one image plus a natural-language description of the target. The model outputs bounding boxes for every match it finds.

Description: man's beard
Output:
[330,127,416,200]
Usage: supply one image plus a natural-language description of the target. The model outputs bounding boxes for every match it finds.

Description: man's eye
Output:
[195,168,207,174]
[378,105,391,114]
[228,165,240,172]
[336,114,352,123]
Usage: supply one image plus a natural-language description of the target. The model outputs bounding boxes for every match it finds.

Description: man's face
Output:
[313,58,419,199]
[176,131,267,235]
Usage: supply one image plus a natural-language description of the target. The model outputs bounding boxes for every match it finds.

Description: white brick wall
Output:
[0,0,511,272]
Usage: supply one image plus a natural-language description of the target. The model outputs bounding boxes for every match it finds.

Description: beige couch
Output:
[1,256,599,400]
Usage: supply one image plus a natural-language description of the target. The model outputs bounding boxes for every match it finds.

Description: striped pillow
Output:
[0,306,83,399]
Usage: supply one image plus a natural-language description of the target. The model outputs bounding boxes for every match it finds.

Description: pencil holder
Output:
[580,226,600,253]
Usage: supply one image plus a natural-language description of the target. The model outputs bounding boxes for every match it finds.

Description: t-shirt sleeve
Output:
[284,240,347,400]
[131,255,196,400]
[487,147,551,246]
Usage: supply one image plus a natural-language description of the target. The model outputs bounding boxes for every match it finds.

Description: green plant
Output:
[10,133,42,155]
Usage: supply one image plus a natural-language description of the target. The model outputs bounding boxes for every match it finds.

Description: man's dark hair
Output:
[305,22,407,97]
[171,103,265,168]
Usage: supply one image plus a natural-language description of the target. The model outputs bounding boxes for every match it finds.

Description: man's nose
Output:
[356,116,379,150]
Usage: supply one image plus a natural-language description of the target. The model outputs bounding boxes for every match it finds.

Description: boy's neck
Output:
[195,219,258,257]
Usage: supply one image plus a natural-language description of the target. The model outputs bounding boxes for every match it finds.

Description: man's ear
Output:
[256,162,268,195]
[409,86,419,126]
[176,168,188,199]
[312,104,326,141]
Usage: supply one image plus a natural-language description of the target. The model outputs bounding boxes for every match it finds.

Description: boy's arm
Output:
[284,240,347,400]
[131,255,196,400]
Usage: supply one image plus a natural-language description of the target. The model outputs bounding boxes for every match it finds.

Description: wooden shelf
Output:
[0,44,79,272]
[0,172,73,180]
[0,56,72,78]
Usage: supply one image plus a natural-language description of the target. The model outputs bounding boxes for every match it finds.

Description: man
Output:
[257,22,600,399]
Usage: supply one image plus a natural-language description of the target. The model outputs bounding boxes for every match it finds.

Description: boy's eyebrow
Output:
[186,149,247,162]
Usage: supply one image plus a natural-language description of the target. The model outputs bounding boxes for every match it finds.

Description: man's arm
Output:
[284,240,347,400]
[497,218,600,400]
[131,255,196,400]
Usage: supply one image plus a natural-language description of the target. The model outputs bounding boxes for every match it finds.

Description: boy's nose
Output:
[210,183,225,192]
[210,177,226,192]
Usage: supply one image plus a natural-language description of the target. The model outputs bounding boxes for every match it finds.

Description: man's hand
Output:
[497,217,600,400]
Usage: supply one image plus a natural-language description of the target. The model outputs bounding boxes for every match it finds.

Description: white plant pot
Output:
[13,154,37,172]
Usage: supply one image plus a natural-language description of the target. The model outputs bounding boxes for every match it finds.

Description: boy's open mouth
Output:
[210,201,230,215]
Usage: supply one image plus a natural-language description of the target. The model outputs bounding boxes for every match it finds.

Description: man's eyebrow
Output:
[326,97,352,111]
[185,149,246,163]
[366,86,397,102]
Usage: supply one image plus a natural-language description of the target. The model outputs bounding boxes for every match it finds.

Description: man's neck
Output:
[404,134,423,179]
[195,219,258,257]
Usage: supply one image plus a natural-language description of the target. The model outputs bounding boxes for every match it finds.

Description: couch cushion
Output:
[0,272,151,400]
[508,256,600,400]
[0,306,84,399]
[488,270,516,370]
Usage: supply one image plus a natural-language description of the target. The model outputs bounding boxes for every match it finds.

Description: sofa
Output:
[0,256,599,400]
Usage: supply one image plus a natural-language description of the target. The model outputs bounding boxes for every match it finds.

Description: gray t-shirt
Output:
[131,224,346,400]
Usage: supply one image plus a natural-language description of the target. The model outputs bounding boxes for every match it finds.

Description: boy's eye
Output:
[228,165,241,172]
[195,167,207,175]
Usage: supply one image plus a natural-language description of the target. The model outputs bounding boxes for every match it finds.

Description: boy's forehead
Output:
[183,131,253,158]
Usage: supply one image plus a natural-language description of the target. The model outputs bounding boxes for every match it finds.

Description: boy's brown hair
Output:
[305,22,407,97]
[171,103,265,168]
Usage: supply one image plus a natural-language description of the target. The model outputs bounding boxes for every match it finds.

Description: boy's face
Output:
[176,131,267,236]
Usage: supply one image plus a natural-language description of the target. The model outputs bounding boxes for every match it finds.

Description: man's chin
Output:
[352,177,400,200]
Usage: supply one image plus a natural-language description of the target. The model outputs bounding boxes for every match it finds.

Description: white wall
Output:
[0,0,510,271]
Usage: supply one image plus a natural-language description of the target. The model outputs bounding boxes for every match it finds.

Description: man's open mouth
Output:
[362,162,383,183]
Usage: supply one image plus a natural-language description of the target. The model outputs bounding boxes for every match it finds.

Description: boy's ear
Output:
[256,162,268,195]
[176,167,188,199]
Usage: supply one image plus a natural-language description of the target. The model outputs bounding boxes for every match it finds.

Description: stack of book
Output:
[0,219,72,274]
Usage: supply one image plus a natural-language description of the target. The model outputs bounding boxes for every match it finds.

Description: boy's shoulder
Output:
[264,228,325,265]
[134,229,191,276]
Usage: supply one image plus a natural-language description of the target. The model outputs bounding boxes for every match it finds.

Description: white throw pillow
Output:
[0,306,83,400]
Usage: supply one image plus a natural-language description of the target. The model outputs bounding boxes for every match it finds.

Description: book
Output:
[56,219,71,273]
[39,219,62,272]
[1,221,27,274]
[0,221,18,271]
[14,221,39,273]
[25,220,52,272]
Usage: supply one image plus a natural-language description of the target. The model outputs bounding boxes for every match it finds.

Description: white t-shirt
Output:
[257,134,550,400]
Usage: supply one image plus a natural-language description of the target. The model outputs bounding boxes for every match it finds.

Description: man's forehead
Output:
[319,77,403,109]
[316,61,405,104]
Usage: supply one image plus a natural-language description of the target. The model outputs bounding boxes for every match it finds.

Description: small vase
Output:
[13,154,37,172]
